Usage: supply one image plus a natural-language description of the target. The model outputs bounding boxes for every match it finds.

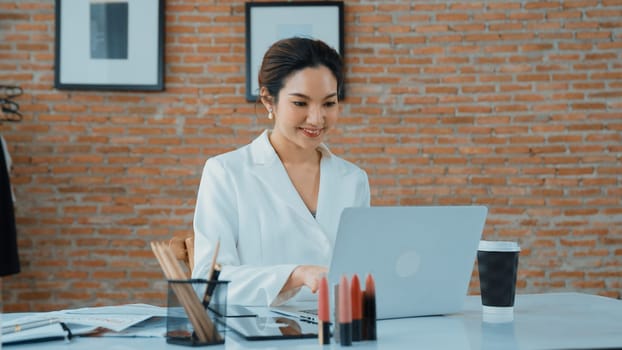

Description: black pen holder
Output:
[166,279,229,347]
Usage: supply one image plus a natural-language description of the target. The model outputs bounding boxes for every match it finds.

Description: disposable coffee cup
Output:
[477,241,520,315]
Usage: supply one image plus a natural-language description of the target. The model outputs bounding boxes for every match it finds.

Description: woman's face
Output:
[268,65,339,152]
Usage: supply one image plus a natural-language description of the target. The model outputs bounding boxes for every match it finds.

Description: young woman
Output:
[192,38,370,306]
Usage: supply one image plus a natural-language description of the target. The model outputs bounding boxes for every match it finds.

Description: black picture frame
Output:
[244,1,345,102]
[54,0,165,91]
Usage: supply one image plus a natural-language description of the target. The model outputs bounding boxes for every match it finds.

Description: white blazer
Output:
[192,130,370,306]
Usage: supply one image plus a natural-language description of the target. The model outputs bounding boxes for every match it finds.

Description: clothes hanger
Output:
[0,98,22,122]
[0,85,23,122]
[0,85,23,99]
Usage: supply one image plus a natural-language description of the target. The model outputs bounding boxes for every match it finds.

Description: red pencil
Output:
[363,273,377,341]
[351,274,363,341]
[318,276,330,345]
[339,275,352,346]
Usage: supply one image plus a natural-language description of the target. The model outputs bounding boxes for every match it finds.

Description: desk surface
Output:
[3,292,622,350]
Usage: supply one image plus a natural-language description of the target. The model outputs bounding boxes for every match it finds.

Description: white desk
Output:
[4,293,622,349]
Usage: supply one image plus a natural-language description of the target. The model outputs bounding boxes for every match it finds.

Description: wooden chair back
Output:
[168,236,194,278]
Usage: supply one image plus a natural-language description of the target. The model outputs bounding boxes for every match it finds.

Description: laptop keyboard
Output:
[299,309,318,323]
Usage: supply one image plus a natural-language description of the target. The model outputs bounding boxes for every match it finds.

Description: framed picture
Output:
[245,1,344,102]
[54,0,165,91]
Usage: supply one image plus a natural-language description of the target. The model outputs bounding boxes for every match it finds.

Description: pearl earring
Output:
[268,109,273,120]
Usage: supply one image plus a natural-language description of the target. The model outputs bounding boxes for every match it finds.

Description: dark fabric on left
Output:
[0,139,19,276]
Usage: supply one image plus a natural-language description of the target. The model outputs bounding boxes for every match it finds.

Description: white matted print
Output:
[54,0,164,91]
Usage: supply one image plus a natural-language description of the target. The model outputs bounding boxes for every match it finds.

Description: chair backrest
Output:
[168,236,194,278]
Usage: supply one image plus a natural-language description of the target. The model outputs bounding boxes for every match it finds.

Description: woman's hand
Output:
[281,265,328,294]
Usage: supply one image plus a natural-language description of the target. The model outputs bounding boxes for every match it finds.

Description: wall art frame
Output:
[245,1,344,102]
[54,0,165,91]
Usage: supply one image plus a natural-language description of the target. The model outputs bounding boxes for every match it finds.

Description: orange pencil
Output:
[351,274,363,341]
[363,273,377,341]
[339,275,352,346]
[318,276,330,345]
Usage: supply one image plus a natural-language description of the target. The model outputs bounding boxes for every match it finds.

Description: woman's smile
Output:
[299,127,323,138]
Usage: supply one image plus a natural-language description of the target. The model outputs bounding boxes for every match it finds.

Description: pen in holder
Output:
[166,279,229,347]
[202,264,221,308]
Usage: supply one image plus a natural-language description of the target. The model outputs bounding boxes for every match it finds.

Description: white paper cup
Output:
[477,241,520,314]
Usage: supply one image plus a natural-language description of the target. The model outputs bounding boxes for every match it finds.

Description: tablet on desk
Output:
[209,305,257,318]
[226,316,318,341]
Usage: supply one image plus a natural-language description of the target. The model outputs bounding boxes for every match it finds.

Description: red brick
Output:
[551,271,585,279]
[573,280,606,289]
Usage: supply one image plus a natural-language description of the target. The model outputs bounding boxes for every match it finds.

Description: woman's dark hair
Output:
[258,37,343,104]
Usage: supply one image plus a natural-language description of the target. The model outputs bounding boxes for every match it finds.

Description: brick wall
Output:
[1,0,620,312]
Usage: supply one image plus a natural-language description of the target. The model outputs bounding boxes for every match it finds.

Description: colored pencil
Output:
[339,275,352,346]
[318,276,331,345]
[363,273,377,341]
[351,274,363,341]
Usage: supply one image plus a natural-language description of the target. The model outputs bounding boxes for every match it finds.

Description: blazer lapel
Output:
[315,145,348,241]
[249,131,316,225]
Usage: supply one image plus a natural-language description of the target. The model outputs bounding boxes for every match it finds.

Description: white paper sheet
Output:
[3,304,167,333]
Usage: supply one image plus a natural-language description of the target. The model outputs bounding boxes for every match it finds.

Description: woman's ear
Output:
[259,87,273,112]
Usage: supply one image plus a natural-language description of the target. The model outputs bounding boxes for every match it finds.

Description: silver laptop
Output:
[272,205,487,321]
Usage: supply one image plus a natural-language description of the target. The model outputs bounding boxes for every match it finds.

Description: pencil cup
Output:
[166,279,229,347]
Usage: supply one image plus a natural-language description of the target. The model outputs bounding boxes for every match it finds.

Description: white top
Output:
[191,130,370,306]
